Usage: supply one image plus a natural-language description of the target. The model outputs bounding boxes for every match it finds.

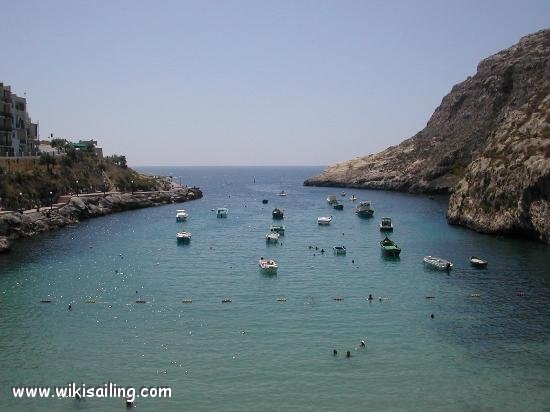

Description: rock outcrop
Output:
[0,187,202,250]
[305,29,550,242]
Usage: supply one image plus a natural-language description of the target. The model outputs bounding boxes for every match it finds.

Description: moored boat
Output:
[379,217,393,231]
[318,216,332,225]
[176,209,188,221]
[272,208,284,219]
[470,256,488,268]
[266,232,279,243]
[333,245,346,255]
[380,236,401,256]
[270,224,285,234]
[423,256,453,271]
[259,258,278,274]
[176,231,192,242]
[326,195,338,205]
[333,201,344,210]
[355,201,374,217]
[216,207,228,218]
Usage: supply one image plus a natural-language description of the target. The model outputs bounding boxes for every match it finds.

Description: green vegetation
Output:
[0,151,164,211]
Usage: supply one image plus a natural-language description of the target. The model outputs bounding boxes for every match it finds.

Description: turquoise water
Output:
[1,166,549,411]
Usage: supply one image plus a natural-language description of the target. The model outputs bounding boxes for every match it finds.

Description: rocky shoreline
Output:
[0,187,203,253]
[304,29,549,243]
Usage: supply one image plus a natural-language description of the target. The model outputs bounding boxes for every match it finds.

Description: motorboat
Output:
[259,258,278,274]
[326,195,338,205]
[266,232,279,243]
[262,199,268,204]
[355,201,374,217]
[380,236,401,256]
[379,217,393,231]
[270,224,285,234]
[272,208,284,219]
[423,256,453,271]
[318,216,332,225]
[176,209,188,221]
[216,208,228,218]
[349,195,357,201]
[333,201,344,210]
[333,246,346,255]
[176,231,192,242]
[470,256,488,268]
[278,190,287,197]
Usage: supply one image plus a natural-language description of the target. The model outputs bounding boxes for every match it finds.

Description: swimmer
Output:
[346,351,351,358]
[333,349,338,356]
[430,313,434,319]
[68,304,72,311]
[352,260,355,264]
[360,340,366,348]
[368,294,373,301]
[321,249,325,254]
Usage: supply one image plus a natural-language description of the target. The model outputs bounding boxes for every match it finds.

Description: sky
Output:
[1,0,548,166]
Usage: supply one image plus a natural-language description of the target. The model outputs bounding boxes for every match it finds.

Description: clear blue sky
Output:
[2,0,548,166]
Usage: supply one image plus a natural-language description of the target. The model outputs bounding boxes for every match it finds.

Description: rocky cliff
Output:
[0,187,202,252]
[305,29,550,242]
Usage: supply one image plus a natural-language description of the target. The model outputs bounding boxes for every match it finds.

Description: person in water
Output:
[368,294,373,301]
[333,349,337,356]
[360,340,366,347]
[68,304,72,311]
[346,351,351,358]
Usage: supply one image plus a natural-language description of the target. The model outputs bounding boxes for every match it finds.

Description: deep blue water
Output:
[0,166,549,411]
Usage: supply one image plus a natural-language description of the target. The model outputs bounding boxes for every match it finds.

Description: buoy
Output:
[182,299,193,303]
[85,300,96,304]
[425,296,435,299]
[333,297,344,301]
[471,293,481,298]
[40,299,52,303]
[276,297,287,302]
[222,299,232,303]
[136,300,147,304]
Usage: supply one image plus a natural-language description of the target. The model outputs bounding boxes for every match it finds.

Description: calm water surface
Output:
[0,166,549,411]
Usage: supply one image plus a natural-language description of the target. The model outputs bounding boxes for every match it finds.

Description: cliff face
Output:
[305,29,550,242]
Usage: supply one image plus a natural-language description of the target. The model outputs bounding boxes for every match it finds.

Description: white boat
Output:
[318,216,332,225]
[176,209,188,221]
[333,245,346,255]
[265,232,279,243]
[341,191,346,197]
[259,258,278,273]
[470,256,488,268]
[278,190,287,197]
[216,207,228,218]
[326,195,338,205]
[423,256,453,271]
[355,201,374,217]
[379,217,393,231]
[349,195,357,201]
[176,231,192,242]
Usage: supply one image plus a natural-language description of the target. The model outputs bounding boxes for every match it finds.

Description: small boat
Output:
[380,236,401,256]
[341,191,346,197]
[333,201,344,210]
[423,256,453,271]
[470,256,488,268]
[266,232,279,243]
[216,207,228,218]
[270,224,285,234]
[262,199,268,204]
[176,231,192,242]
[349,195,357,201]
[318,216,332,225]
[259,258,278,274]
[333,245,346,255]
[272,208,284,219]
[355,201,374,217]
[379,217,393,231]
[278,190,287,197]
[176,209,188,221]
[326,195,338,205]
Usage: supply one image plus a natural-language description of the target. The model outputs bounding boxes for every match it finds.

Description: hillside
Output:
[304,29,550,242]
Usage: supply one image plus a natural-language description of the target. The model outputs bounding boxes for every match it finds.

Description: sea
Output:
[0,166,548,411]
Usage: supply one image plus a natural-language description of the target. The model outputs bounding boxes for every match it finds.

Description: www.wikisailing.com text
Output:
[12,382,171,403]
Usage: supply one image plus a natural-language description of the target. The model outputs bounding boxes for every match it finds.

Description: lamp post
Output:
[131,180,134,194]
[18,192,23,212]
[49,191,53,210]
[75,180,79,197]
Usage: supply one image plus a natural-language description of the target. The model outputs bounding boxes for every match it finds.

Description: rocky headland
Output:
[0,187,202,253]
[305,29,550,243]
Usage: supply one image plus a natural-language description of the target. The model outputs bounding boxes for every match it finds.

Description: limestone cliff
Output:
[305,29,549,242]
